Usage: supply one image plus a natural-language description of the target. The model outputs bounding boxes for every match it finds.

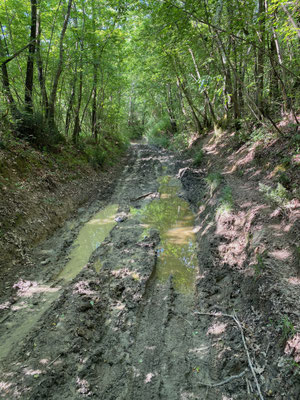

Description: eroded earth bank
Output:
[1,143,299,399]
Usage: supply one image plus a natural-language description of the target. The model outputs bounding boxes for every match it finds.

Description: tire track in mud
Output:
[0,144,232,399]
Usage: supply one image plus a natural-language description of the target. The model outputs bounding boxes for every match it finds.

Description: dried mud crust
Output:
[0,143,299,399]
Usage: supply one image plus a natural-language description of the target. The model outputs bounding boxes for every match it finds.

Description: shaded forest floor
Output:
[0,124,300,399]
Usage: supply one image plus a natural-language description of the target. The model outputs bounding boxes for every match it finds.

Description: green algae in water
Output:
[57,204,118,281]
[142,176,197,293]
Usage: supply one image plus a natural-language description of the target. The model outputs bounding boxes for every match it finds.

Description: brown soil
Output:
[0,129,299,399]
[0,139,128,299]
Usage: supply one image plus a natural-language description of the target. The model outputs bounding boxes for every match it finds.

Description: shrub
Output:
[259,182,290,206]
[205,172,222,193]
[15,110,65,150]
[193,149,204,166]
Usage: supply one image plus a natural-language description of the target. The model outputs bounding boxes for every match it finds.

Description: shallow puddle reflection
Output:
[57,204,118,281]
[141,176,197,293]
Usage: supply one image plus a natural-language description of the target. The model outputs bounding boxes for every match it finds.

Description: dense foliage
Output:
[0,0,299,154]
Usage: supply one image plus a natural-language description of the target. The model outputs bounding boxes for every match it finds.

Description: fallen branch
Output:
[194,310,264,400]
[130,192,156,201]
[47,353,62,368]
[198,369,247,388]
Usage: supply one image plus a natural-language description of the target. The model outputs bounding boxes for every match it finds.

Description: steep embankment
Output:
[0,139,299,399]
[0,139,128,298]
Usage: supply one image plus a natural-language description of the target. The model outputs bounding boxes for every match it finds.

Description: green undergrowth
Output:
[205,172,223,194]
[193,149,204,166]
[0,126,128,194]
[216,185,234,216]
[144,115,172,148]
[259,182,290,207]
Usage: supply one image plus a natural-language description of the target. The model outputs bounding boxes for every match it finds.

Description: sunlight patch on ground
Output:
[287,277,300,286]
[13,280,60,297]
[23,368,42,376]
[207,322,227,336]
[144,372,155,383]
[188,345,210,358]
[269,249,292,261]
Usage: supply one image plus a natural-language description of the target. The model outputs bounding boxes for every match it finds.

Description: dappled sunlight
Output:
[13,280,60,298]
[207,322,227,336]
[114,302,125,311]
[285,333,300,362]
[0,381,12,391]
[76,377,91,396]
[39,358,49,365]
[269,249,292,261]
[188,345,210,357]
[0,301,10,310]
[11,302,28,311]
[144,372,155,383]
[23,367,43,376]
[287,277,300,286]
[73,280,97,296]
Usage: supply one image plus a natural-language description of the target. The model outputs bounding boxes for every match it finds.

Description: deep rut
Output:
[0,144,227,399]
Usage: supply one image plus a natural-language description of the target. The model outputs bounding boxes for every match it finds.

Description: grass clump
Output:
[216,185,233,216]
[259,182,290,206]
[193,149,204,166]
[280,316,296,341]
[205,172,222,194]
[251,250,268,277]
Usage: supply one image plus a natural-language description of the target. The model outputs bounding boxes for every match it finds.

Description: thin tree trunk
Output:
[24,0,37,113]
[166,84,177,134]
[72,39,83,144]
[65,76,77,136]
[48,0,72,124]
[0,29,18,117]
[256,0,266,115]
[188,48,217,125]
[36,9,49,114]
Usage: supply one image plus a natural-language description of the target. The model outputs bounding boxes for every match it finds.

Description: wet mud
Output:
[0,144,299,399]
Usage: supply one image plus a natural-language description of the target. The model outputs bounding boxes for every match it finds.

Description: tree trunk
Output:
[48,0,72,124]
[166,84,177,134]
[36,8,49,115]
[256,0,266,115]
[24,0,37,113]
[0,30,18,117]
[72,40,83,144]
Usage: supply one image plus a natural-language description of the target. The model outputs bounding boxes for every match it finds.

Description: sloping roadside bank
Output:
[179,130,300,399]
[0,140,299,399]
[0,140,129,300]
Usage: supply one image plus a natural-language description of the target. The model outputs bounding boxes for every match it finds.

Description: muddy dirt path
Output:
[1,143,298,399]
[0,144,222,399]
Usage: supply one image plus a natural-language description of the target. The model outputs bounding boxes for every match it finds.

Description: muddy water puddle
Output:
[57,204,118,281]
[140,176,197,293]
[0,204,119,361]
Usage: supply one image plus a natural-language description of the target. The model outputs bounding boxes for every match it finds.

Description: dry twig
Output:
[130,192,156,201]
[198,369,247,388]
[194,310,264,400]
